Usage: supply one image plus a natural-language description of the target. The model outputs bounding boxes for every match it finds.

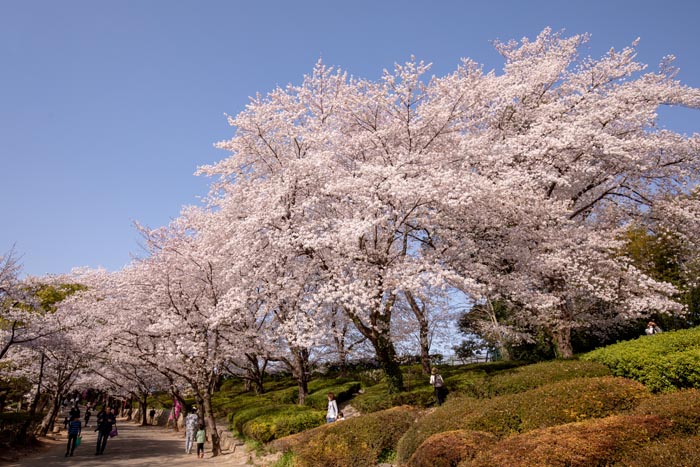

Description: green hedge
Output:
[242,407,326,443]
[396,376,649,464]
[583,326,700,392]
[304,381,361,411]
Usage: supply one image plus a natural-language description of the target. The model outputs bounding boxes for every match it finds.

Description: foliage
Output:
[290,406,416,467]
[241,406,326,443]
[612,435,700,467]
[304,381,361,411]
[633,388,700,435]
[582,326,700,392]
[466,415,670,467]
[396,376,649,464]
[406,430,497,467]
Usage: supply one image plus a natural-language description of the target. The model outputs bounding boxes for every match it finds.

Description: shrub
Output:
[481,360,610,397]
[612,435,700,467]
[243,407,326,443]
[632,388,700,435]
[304,381,361,411]
[396,376,649,464]
[353,384,435,413]
[292,406,417,467]
[465,415,671,467]
[583,326,700,392]
[406,430,496,467]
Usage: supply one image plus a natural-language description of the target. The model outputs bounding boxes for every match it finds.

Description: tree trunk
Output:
[201,392,221,456]
[404,291,432,375]
[374,332,404,393]
[37,390,61,437]
[291,347,310,405]
[551,326,573,359]
[140,392,148,426]
[17,352,44,443]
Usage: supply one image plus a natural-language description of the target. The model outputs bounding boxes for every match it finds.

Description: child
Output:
[196,424,206,459]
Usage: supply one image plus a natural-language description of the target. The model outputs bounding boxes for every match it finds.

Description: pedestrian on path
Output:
[196,424,206,459]
[184,407,199,454]
[149,408,156,425]
[65,415,81,457]
[95,406,117,455]
[430,367,446,406]
[326,392,338,423]
[84,407,91,427]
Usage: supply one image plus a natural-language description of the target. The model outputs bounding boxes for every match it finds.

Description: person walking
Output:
[184,407,199,454]
[65,415,81,457]
[149,408,156,425]
[326,392,338,423]
[196,424,206,459]
[84,407,92,427]
[430,367,446,406]
[95,406,116,455]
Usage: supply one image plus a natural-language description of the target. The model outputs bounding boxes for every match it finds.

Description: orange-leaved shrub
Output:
[396,376,649,465]
[405,430,496,467]
[612,435,700,467]
[465,415,671,467]
[632,388,700,435]
[291,405,417,467]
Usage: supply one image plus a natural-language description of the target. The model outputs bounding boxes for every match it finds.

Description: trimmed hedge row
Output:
[396,376,649,464]
[288,406,418,467]
[464,414,670,467]
[582,326,700,392]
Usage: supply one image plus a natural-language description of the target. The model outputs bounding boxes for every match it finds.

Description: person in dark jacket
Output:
[95,407,116,455]
[65,415,81,457]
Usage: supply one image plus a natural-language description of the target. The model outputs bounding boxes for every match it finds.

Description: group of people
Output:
[63,405,117,457]
[184,407,206,458]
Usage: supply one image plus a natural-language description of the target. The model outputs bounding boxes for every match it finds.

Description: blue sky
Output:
[2,0,699,277]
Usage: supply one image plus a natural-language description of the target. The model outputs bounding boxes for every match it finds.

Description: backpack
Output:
[434,375,444,388]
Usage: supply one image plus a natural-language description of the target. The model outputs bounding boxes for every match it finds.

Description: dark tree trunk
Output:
[551,326,573,359]
[17,352,45,443]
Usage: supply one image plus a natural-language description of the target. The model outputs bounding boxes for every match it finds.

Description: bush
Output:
[304,381,361,411]
[480,360,610,398]
[352,385,435,413]
[291,406,417,467]
[612,435,700,467]
[242,407,326,443]
[466,415,671,467]
[583,326,700,392]
[396,376,649,464]
[406,430,497,467]
[633,388,700,435]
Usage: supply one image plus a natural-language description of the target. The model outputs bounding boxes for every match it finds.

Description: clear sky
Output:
[2,0,699,277]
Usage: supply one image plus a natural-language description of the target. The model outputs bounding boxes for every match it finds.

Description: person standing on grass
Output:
[196,424,206,459]
[95,406,116,455]
[430,367,446,406]
[326,392,338,423]
[65,415,81,457]
[184,407,199,454]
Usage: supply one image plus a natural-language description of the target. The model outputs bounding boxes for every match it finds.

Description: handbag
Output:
[75,436,82,447]
[109,427,118,438]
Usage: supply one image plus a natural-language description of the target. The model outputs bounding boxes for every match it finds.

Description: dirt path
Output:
[5,419,256,467]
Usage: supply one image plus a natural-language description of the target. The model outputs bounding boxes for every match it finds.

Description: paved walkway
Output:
[5,419,255,467]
